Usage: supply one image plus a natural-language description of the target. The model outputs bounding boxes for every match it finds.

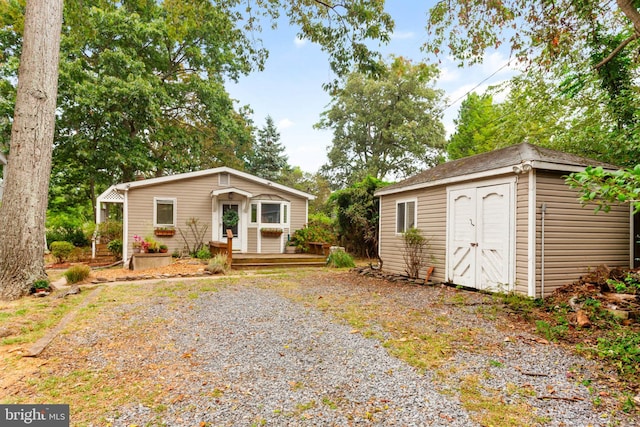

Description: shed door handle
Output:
[470,242,478,247]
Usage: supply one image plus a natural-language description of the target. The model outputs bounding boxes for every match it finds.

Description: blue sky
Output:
[225,1,519,174]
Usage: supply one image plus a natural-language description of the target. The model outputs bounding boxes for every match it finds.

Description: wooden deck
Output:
[231,253,327,270]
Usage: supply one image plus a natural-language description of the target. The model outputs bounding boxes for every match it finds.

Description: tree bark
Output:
[0,0,63,300]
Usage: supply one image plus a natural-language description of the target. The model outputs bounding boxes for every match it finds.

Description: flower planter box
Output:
[261,230,283,238]
[154,229,175,237]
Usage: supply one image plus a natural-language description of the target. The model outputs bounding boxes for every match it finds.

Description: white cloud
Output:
[294,36,307,47]
[438,66,462,83]
[277,118,294,129]
[390,31,415,40]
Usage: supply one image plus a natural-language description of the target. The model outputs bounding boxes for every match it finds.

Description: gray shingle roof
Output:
[378,143,619,194]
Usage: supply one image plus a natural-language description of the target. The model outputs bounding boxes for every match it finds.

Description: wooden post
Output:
[226,229,233,266]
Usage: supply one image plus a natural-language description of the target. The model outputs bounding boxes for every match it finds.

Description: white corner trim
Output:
[527,169,537,297]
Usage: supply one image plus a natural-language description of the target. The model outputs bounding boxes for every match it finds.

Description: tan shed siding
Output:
[514,173,530,295]
[379,187,447,281]
[126,172,309,255]
[535,171,630,295]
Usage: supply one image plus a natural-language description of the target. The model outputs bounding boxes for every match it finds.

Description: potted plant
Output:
[132,235,143,253]
[31,279,51,294]
[159,244,168,253]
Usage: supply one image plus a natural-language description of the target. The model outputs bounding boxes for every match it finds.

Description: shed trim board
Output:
[446,177,516,292]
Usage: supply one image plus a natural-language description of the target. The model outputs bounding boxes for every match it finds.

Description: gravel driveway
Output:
[38,272,637,426]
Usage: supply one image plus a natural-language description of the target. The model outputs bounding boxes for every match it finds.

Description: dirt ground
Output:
[2,267,639,425]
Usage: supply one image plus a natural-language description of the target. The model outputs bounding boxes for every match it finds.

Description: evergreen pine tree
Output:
[249,116,290,181]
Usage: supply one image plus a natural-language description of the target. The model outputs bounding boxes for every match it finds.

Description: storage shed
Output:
[375,143,632,297]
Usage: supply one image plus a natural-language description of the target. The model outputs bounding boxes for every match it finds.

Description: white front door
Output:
[447,182,513,291]
[221,202,241,251]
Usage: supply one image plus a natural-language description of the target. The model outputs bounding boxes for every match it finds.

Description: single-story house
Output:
[96,167,315,262]
[375,143,633,298]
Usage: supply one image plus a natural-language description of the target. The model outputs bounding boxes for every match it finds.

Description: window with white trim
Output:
[261,203,281,223]
[250,200,290,226]
[396,200,416,233]
[154,198,176,227]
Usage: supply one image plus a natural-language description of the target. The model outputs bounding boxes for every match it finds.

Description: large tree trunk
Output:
[0,0,63,300]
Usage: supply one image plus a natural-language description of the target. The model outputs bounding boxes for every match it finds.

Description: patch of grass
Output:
[321,397,338,410]
[459,374,536,426]
[0,294,86,345]
[578,329,640,386]
[326,249,355,268]
[488,359,503,368]
[295,400,316,412]
[535,320,568,342]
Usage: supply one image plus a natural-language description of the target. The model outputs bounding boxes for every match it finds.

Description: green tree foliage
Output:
[329,176,389,258]
[317,56,446,188]
[446,93,501,160]
[278,167,332,214]
[0,0,394,225]
[246,116,290,181]
[51,0,256,218]
[566,166,640,213]
[425,1,639,71]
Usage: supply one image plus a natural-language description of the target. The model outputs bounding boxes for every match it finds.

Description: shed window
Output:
[396,200,416,233]
[155,198,176,227]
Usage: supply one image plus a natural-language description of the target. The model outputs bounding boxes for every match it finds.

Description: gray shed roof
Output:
[376,143,620,196]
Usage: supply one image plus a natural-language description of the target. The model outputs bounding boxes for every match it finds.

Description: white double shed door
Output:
[446,178,515,292]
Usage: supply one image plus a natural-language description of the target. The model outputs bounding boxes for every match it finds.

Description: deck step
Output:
[230,254,326,270]
[232,261,326,270]
[233,256,325,265]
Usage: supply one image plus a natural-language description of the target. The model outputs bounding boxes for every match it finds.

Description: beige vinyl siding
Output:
[127,177,213,255]
[126,172,308,255]
[379,187,447,282]
[514,172,530,295]
[247,227,258,252]
[535,171,630,295]
[260,235,283,253]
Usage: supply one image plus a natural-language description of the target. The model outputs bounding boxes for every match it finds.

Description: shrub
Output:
[46,227,89,247]
[63,265,91,284]
[206,254,228,274]
[290,213,336,252]
[402,228,430,279]
[326,248,355,268]
[107,239,123,260]
[97,220,123,242]
[196,247,212,260]
[50,241,75,264]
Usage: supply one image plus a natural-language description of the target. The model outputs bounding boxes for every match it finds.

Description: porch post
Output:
[226,229,233,266]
